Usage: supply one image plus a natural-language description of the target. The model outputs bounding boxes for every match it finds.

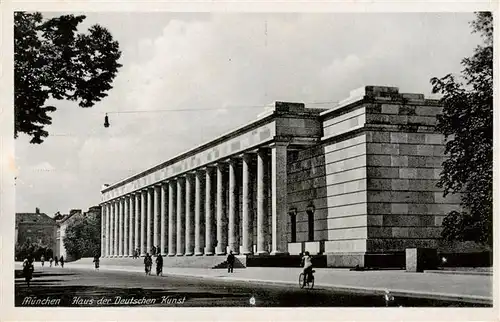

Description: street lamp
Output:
[104,113,110,128]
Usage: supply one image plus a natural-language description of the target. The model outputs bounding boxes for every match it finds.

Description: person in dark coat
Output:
[155,254,163,276]
[54,256,59,266]
[93,255,100,271]
[227,251,235,273]
[23,257,34,287]
[59,256,64,268]
[144,253,152,275]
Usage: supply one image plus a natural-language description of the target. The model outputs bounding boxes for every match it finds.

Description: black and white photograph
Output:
[1,1,498,320]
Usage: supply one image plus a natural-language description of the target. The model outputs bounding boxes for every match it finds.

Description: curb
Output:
[61,264,492,305]
[424,270,492,276]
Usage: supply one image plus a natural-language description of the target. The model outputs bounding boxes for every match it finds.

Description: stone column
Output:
[134,192,140,255]
[205,167,215,255]
[216,163,228,255]
[113,201,118,257]
[118,198,124,256]
[161,182,168,256]
[140,189,147,256]
[117,199,121,257]
[185,174,195,256]
[123,196,129,257]
[271,143,288,255]
[194,170,204,255]
[228,159,240,254]
[168,180,177,256]
[128,195,134,256]
[147,187,153,254]
[176,177,186,256]
[242,154,253,254]
[256,149,269,255]
[154,184,161,252]
[101,204,105,257]
[114,201,118,256]
[106,203,111,257]
[121,198,127,256]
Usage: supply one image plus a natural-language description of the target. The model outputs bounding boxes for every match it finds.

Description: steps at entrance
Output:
[76,255,247,269]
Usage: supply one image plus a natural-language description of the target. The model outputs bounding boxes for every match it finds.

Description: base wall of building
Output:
[326,252,406,268]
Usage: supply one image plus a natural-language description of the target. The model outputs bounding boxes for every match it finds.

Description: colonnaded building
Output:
[100,85,487,268]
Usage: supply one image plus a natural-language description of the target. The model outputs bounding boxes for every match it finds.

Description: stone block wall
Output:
[285,85,471,266]
[287,132,370,254]
[287,145,328,243]
[364,98,461,254]
[323,133,368,253]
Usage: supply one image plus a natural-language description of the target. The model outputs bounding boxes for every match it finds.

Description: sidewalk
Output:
[56,262,492,305]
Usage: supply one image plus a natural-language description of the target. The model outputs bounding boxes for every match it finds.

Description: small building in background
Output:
[15,208,58,260]
[55,206,102,262]
[55,209,82,261]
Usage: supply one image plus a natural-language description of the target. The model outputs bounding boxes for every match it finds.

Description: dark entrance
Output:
[306,205,315,242]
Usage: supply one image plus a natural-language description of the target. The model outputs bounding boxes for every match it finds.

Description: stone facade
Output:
[100,85,483,267]
[15,208,58,256]
[286,86,466,266]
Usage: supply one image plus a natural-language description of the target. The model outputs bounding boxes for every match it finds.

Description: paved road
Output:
[15,267,488,307]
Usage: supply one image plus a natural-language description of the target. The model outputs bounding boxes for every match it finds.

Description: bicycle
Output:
[299,269,315,290]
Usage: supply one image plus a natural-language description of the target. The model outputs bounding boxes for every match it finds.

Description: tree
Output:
[15,240,49,261]
[14,12,122,144]
[63,213,101,260]
[430,12,493,247]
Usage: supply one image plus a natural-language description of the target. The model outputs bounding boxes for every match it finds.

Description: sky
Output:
[15,12,482,216]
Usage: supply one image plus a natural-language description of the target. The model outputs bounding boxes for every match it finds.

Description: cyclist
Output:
[301,251,313,286]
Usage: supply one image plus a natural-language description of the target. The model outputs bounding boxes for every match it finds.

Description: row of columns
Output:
[101,143,288,257]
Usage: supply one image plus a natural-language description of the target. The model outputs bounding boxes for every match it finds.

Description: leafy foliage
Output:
[430,12,493,247]
[63,212,101,260]
[15,241,52,261]
[14,12,122,143]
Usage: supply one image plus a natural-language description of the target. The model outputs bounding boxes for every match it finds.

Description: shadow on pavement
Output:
[15,270,76,279]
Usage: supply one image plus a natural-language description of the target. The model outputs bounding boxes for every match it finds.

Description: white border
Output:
[1,1,499,321]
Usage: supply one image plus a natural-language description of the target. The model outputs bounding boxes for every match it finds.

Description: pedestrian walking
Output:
[40,255,45,267]
[227,250,235,273]
[144,253,152,275]
[155,254,163,276]
[93,255,100,271]
[23,257,34,287]
[54,256,59,266]
[60,256,64,268]
[49,257,53,267]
